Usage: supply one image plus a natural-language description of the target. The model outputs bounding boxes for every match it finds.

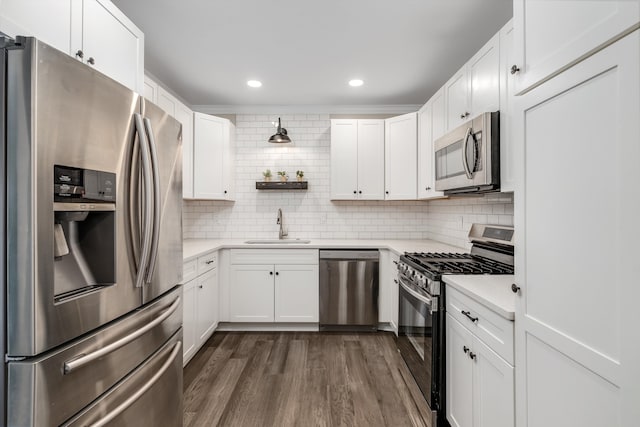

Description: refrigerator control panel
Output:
[54,165,116,203]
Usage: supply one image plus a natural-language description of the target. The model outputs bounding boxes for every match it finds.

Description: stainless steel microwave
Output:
[434,112,500,195]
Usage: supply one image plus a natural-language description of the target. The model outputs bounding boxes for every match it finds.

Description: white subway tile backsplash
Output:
[183,114,514,247]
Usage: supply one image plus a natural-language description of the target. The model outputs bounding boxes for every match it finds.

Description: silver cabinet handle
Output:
[142,117,161,284]
[87,57,95,65]
[75,50,84,59]
[510,65,520,75]
[133,114,154,288]
[88,340,182,427]
[63,297,181,374]
[205,260,214,265]
[461,127,473,179]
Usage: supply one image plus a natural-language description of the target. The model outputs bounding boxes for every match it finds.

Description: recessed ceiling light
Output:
[247,80,262,88]
[348,79,364,87]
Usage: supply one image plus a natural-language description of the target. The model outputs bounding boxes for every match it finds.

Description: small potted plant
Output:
[296,170,304,182]
[263,169,272,182]
[277,171,288,182]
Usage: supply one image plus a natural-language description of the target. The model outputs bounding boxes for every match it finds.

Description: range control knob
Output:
[417,276,428,289]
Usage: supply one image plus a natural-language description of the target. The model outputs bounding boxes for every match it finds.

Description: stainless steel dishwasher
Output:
[319,250,379,331]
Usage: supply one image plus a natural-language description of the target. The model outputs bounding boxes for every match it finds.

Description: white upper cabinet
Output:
[499,20,516,193]
[0,0,144,93]
[385,112,418,200]
[431,87,447,141]
[468,32,500,116]
[143,75,159,103]
[445,66,470,131]
[156,86,179,116]
[417,94,445,200]
[0,0,72,54]
[193,113,235,200]
[74,0,144,93]
[446,32,501,134]
[330,119,384,200]
[512,0,640,94]
[513,30,639,427]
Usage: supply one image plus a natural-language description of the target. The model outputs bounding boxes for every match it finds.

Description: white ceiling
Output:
[113,0,513,110]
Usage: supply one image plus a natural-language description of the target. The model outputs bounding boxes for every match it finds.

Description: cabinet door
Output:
[196,268,218,343]
[431,87,447,141]
[156,86,177,117]
[0,0,72,54]
[499,20,516,192]
[175,104,194,198]
[513,0,639,94]
[274,264,319,322]
[446,314,474,427]
[330,119,358,199]
[229,265,274,322]
[469,32,500,116]
[143,75,158,102]
[418,101,445,200]
[384,112,418,200]
[222,121,235,200]
[472,336,515,427]
[445,66,470,131]
[513,31,639,427]
[193,113,225,199]
[78,0,144,92]
[182,279,197,365]
[356,120,385,200]
[389,252,399,334]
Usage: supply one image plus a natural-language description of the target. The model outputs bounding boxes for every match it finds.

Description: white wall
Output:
[183,113,513,247]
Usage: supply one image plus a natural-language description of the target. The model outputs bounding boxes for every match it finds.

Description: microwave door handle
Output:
[133,114,154,289]
[142,117,161,285]
[63,296,181,374]
[87,340,182,427]
[462,127,473,179]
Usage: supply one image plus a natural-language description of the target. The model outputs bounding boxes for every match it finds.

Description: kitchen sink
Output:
[244,239,311,244]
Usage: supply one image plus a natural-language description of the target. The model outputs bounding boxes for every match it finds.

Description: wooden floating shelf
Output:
[256,181,308,190]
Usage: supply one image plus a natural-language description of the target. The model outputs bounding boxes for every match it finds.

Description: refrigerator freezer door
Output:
[6,286,182,427]
[62,330,183,427]
[5,38,143,356]
[140,99,183,304]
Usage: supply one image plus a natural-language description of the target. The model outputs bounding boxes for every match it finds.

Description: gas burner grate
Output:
[403,252,514,276]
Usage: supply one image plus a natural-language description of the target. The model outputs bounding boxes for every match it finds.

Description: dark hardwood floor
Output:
[183,331,432,427]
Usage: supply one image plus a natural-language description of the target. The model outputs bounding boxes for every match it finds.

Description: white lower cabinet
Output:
[446,309,514,427]
[182,250,219,366]
[229,250,319,323]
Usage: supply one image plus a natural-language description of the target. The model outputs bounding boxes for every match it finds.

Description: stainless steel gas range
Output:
[396,224,514,427]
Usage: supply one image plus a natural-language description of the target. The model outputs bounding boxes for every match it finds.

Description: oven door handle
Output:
[399,278,433,306]
[462,126,473,179]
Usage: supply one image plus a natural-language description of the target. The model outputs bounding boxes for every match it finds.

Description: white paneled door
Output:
[384,112,418,200]
[513,30,640,427]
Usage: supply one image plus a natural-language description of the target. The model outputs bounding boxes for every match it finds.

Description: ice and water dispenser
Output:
[53,165,116,302]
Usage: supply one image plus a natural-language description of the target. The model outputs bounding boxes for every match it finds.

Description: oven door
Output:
[434,112,499,194]
[397,275,440,412]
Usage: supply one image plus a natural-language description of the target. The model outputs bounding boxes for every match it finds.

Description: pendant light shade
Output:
[268,118,291,143]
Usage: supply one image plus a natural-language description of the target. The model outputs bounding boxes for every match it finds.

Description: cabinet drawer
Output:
[230,249,319,265]
[197,251,217,275]
[446,286,514,364]
[182,259,198,284]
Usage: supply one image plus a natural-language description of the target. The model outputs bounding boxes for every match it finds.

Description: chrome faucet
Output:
[277,208,288,240]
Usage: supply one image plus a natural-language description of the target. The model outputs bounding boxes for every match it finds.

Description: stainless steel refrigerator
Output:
[1,36,184,426]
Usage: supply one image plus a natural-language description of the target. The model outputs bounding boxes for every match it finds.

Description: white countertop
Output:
[443,275,516,320]
[183,238,466,262]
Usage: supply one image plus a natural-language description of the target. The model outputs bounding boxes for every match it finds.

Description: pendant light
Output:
[268,117,291,143]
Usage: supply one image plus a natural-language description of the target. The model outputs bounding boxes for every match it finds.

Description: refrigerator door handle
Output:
[63,296,181,374]
[86,340,182,427]
[142,117,161,285]
[133,113,154,288]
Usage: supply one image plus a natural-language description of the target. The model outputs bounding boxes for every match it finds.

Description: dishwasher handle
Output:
[319,250,379,260]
